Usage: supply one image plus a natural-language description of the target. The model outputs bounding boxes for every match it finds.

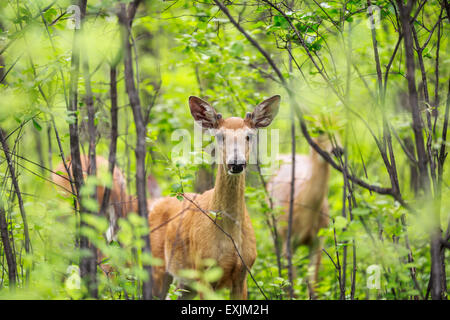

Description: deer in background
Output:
[52,155,161,242]
[52,155,162,279]
[148,95,280,299]
[267,133,342,299]
[53,155,133,243]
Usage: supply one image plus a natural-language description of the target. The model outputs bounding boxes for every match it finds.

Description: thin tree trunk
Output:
[396,0,430,190]
[0,128,30,286]
[286,101,295,299]
[435,78,450,298]
[368,0,383,98]
[0,202,17,290]
[67,0,93,295]
[340,151,349,300]
[46,124,53,173]
[67,0,87,198]
[118,1,153,300]
[99,65,119,226]
[369,7,420,295]
[82,44,98,298]
[285,40,296,300]
[412,24,437,191]
[396,0,443,300]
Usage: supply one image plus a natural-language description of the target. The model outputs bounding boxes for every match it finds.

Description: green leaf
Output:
[32,118,42,131]
[352,207,371,216]
[230,42,244,57]
[203,267,223,283]
[273,15,289,29]
[334,216,348,230]
[178,269,200,279]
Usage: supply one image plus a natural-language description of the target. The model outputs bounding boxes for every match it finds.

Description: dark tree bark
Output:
[396,0,444,300]
[436,79,450,297]
[66,0,97,297]
[118,0,154,300]
[285,97,296,300]
[285,41,296,300]
[67,2,86,197]
[0,129,31,270]
[82,45,98,299]
[46,124,53,173]
[99,65,119,226]
[396,0,430,191]
[0,202,17,290]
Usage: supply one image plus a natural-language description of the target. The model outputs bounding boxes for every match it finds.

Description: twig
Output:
[0,54,23,84]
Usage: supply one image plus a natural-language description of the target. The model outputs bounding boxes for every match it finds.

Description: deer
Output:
[52,155,162,243]
[52,154,162,278]
[52,155,134,243]
[147,95,281,299]
[267,133,341,299]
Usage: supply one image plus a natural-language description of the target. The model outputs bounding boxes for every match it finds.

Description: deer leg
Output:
[159,272,173,300]
[105,205,118,243]
[307,237,323,299]
[152,266,172,299]
[242,278,248,300]
[230,271,247,300]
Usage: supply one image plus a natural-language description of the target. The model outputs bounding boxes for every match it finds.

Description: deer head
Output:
[189,95,280,175]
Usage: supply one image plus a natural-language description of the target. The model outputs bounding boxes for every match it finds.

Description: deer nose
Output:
[227,163,245,174]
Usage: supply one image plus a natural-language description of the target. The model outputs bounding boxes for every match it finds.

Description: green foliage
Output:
[0,0,448,300]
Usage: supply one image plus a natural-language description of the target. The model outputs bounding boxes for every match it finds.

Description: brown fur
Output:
[52,155,139,276]
[148,122,257,300]
[147,95,280,299]
[52,155,138,227]
[52,95,279,299]
[267,135,334,298]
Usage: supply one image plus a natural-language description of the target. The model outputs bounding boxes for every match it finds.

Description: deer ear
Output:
[249,95,281,128]
[189,96,221,129]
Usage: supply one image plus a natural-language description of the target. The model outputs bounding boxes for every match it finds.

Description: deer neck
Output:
[310,146,329,167]
[210,164,246,232]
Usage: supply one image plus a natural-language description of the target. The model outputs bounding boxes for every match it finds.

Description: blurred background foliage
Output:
[0,0,448,299]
